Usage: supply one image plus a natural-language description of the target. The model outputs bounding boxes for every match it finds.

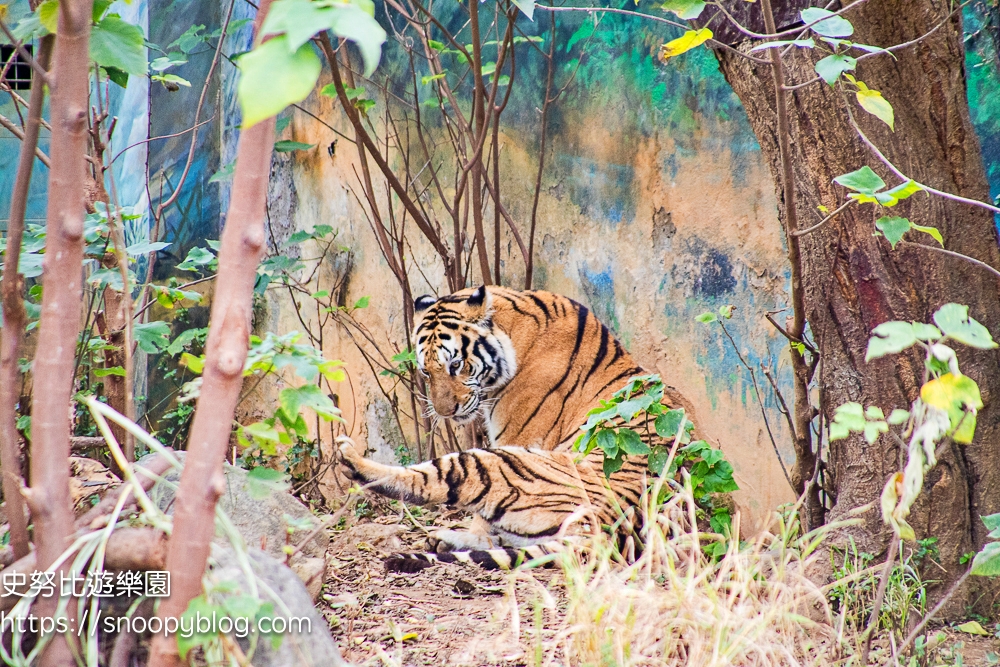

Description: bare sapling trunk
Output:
[147,3,275,665]
[25,1,93,665]
[0,32,53,562]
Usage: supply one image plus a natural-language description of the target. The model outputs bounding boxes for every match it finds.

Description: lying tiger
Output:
[338,285,696,571]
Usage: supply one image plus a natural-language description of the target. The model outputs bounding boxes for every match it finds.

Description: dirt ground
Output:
[318,504,557,667]
[317,502,1000,667]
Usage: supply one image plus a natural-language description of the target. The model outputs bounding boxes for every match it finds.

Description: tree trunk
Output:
[712,0,1000,610]
[27,1,93,664]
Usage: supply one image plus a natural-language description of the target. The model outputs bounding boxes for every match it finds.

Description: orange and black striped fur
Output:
[412,285,689,450]
[339,286,692,570]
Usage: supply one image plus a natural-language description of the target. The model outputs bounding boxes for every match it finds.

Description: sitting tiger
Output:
[338,285,696,571]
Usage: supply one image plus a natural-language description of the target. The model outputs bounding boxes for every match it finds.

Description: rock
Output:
[209,546,347,666]
[289,556,326,601]
[141,452,329,597]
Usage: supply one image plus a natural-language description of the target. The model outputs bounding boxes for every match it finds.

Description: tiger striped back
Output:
[413,285,692,450]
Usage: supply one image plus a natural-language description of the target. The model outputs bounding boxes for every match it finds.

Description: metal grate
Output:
[1,44,33,91]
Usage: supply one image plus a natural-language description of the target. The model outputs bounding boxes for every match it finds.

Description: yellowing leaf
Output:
[956,620,989,636]
[660,29,712,60]
[856,88,894,131]
[921,373,983,443]
[38,0,58,34]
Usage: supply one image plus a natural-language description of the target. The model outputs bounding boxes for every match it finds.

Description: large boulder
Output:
[142,452,328,599]
[207,546,347,667]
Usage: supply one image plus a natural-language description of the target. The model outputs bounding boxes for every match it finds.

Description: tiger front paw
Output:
[336,436,367,480]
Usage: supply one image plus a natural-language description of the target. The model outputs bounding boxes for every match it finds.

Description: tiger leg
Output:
[337,437,466,506]
[427,515,501,553]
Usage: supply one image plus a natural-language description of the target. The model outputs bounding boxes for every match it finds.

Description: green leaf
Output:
[933,303,997,350]
[856,88,894,131]
[37,1,58,34]
[177,246,216,270]
[956,620,990,636]
[887,409,910,425]
[510,0,535,19]
[971,542,1000,577]
[167,327,208,356]
[875,216,911,249]
[595,429,618,458]
[90,15,148,77]
[800,7,854,38]
[865,406,885,420]
[909,224,943,246]
[94,366,126,378]
[151,73,192,88]
[981,513,1000,534]
[180,352,205,374]
[134,321,171,354]
[150,55,188,72]
[654,409,686,439]
[295,384,341,420]
[617,394,654,421]
[660,0,706,20]
[911,323,942,341]
[660,29,713,60]
[603,452,625,477]
[648,446,669,475]
[617,428,650,456]
[328,4,387,76]
[209,161,235,184]
[246,466,290,499]
[169,24,207,54]
[863,420,888,444]
[237,35,322,129]
[921,373,984,444]
[883,180,923,202]
[273,140,316,152]
[865,321,916,361]
[353,296,370,309]
[177,596,222,660]
[421,73,446,85]
[834,166,885,194]
[125,241,170,256]
[830,402,866,441]
[103,66,129,88]
[222,594,263,622]
[814,54,856,85]
[695,312,717,323]
[279,387,302,422]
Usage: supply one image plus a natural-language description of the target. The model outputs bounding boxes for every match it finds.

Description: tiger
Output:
[338,285,696,571]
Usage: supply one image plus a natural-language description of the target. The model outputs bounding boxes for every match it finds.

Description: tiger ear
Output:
[414,294,437,312]
[467,285,487,307]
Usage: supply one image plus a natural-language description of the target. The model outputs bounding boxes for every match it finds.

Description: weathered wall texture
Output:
[237,7,1000,528]
[254,13,803,528]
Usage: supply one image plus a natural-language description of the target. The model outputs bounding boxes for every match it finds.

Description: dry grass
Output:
[496,478,853,667]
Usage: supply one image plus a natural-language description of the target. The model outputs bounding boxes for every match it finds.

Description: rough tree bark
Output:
[25,1,93,664]
[0,32,53,562]
[147,3,275,665]
[711,0,1000,609]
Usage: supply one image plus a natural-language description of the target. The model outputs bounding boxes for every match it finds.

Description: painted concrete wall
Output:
[2,1,998,528]
[254,7,1000,527]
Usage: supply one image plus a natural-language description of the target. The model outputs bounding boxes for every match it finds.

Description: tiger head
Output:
[412,286,517,425]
